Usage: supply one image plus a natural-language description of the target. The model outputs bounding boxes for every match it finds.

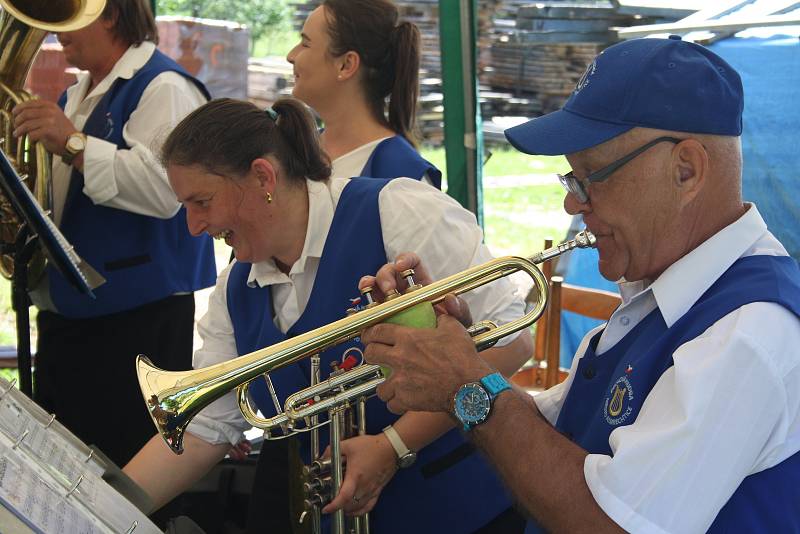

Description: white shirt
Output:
[535,205,800,534]
[188,177,527,445]
[330,138,388,180]
[53,41,208,226]
[330,137,435,187]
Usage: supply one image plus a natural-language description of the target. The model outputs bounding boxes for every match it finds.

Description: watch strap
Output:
[480,372,511,399]
[382,425,412,459]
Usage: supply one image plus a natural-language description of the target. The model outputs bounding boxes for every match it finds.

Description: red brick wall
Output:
[25,43,77,103]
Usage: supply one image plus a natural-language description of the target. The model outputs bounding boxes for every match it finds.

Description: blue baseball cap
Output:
[505,36,744,156]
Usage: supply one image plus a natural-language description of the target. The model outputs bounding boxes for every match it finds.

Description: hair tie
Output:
[265,107,278,121]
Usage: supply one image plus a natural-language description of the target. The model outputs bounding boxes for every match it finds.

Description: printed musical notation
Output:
[0,378,159,534]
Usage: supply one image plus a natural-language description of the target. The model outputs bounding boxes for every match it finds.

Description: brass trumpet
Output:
[136,230,596,531]
[136,230,595,455]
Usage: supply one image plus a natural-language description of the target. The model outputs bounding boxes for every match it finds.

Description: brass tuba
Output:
[0,0,106,281]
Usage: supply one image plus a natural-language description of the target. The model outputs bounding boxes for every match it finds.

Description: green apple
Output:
[379,302,436,378]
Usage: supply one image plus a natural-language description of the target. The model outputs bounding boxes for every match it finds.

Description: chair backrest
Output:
[543,275,621,388]
[512,240,621,391]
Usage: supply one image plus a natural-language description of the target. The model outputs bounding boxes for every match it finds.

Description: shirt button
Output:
[582,366,596,379]
[620,316,630,326]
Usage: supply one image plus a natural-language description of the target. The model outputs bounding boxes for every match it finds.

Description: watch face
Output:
[454,383,491,427]
[397,451,417,469]
[67,134,86,152]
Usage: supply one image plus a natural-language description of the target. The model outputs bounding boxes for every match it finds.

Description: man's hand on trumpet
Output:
[322,433,397,516]
[359,253,495,416]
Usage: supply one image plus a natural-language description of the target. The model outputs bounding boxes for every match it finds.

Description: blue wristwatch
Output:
[453,372,512,431]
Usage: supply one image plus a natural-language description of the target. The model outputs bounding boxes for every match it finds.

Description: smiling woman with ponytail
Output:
[123,97,531,534]
[287,0,442,188]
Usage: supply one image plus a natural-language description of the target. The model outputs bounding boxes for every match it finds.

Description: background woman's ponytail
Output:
[387,21,420,145]
[323,0,421,146]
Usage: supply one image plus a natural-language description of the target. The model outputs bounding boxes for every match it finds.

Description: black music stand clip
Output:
[0,148,105,397]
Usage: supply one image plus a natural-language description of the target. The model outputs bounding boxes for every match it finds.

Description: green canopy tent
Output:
[439,0,483,225]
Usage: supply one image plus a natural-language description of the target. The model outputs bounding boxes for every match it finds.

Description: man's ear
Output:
[337,51,361,81]
[673,139,708,208]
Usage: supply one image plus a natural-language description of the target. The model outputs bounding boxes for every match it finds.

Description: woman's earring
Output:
[265,192,273,204]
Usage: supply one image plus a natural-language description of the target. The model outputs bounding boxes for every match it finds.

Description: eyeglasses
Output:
[558,136,683,204]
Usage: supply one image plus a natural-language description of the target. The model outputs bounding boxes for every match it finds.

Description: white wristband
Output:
[382,424,412,458]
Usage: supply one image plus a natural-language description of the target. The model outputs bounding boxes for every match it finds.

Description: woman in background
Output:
[287,0,441,186]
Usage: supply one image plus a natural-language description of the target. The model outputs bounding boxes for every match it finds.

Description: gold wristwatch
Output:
[62,132,87,166]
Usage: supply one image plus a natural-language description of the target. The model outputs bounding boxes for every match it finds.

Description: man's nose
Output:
[563,190,590,216]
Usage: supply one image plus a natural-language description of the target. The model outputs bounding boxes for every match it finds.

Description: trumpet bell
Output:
[136,356,201,454]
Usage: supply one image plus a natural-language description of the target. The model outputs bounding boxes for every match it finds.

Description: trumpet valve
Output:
[360,285,378,308]
[303,493,328,510]
[303,476,332,494]
[303,457,332,478]
[384,288,400,301]
[400,269,422,292]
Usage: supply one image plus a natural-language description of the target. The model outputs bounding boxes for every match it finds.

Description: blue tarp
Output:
[711,33,800,261]
[558,29,800,368]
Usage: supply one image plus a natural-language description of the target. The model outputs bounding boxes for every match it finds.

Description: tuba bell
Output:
[0,0,106,281]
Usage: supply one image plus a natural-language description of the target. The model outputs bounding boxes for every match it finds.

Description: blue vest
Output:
[360,135,442,190]
[50,50,216,319]
[227,178,512,533]
[527,255,800,533]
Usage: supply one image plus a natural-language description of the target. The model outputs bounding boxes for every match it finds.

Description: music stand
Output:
[0,148,104,397]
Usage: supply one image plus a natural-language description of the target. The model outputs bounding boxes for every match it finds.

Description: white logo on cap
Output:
[575,60,597,93]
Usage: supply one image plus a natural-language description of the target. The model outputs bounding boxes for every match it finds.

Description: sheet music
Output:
[0,379,105,478]
[0,380,161,533]
[0,445,106,534]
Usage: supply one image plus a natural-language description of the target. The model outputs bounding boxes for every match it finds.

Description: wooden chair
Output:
[0,346,20,370]
[512,241,621,390]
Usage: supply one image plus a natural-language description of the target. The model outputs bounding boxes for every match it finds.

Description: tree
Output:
[158,0,292,53]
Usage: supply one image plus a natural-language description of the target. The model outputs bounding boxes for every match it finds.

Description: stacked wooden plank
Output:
[278,2,695,145]
[248,56,294,109]
[481,1,695,122]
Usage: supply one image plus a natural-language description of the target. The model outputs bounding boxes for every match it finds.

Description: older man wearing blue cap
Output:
[360,36,800,533]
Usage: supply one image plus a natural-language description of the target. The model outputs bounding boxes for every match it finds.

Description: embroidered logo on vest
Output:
[102,112,114,140]
[604,374,634,426]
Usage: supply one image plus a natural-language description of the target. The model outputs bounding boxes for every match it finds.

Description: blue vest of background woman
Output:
[360,135,442,189]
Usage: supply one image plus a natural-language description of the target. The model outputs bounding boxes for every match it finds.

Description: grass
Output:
[0,281,16,346]
[419,146,570,255]
[484,183,569,255]
[419,146,567,186]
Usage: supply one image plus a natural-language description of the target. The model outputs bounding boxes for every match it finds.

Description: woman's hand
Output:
[322,433,398,516]
[226,438,252,461]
